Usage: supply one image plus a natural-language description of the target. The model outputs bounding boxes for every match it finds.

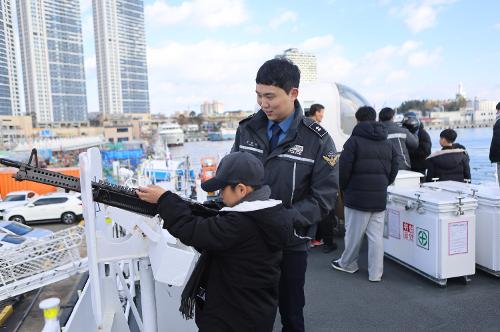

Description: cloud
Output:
[320,40,443,106]
[399,40,421,55]
[300,35,335,52]
[407,48,442,67]
[495,23,500,30]
[390,0,457,33]
[84,56,96,71]
[81,14,94,38]
[386,70,409,83]
[142,38,447,113]
[80,0,92,14]
[269,11,298,29]
[317,55,354,81]
[145,0,248,28]
[146,40,283,112]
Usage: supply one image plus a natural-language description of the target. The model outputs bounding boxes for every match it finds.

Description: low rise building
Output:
[0,116,33,150]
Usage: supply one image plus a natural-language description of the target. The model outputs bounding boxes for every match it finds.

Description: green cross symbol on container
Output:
[418,230,428,248]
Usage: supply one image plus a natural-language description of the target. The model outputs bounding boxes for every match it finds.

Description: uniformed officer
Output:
[232,58,339,332]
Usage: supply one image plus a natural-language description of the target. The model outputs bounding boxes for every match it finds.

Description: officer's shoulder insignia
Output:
[306,121,328,138]
[322,150,339,167]
[239,112,255,124]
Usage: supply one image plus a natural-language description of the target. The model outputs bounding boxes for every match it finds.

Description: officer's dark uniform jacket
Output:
[425,146,471,182]
[381,120,418,170]
[490,118,500,163]
[232,102,339,251]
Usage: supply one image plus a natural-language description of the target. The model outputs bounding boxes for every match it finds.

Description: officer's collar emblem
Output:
[246,140,259,148]
[307,122,327,137]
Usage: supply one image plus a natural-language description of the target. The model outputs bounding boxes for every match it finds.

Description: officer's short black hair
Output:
[309,104,324,117]
[256,58,300,94]
[379,107,395,122]
[440,129,457,143]
[355,106,376,122]
[496,102,500,110]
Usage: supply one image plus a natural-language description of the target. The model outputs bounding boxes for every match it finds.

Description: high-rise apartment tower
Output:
[17,0,88,125]
[93,0,150,115]
[0,0,20,116]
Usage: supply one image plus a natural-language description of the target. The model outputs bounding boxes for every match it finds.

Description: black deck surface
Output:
[274,237,500,331]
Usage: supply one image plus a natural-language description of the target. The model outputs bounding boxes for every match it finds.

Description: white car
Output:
[0,191,39,220]
[3,193,83,225]
[0,220,53,239]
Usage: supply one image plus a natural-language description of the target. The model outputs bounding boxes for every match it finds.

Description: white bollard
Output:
[39,297,61,332]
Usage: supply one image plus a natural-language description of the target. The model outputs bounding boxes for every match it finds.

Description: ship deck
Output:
[3,235,500,331]
[275,237,500,331]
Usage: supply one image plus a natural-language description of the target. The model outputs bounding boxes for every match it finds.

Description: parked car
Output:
[0,191,39,220]
[0,232,27,251]
[0,220,53,239]
[2,193,83,225]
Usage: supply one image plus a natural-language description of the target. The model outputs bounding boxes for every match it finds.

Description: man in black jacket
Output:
[332,106,398,282]
[232,58,339,332]
[137,152,293,332]
[426,129,471,182]
[306,103,338,253]
[402,112,432,179]
[489,102,500,186]
[380,107,418,170]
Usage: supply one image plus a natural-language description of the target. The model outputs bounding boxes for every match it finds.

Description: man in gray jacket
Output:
[232,58,339,332]
[379,107,418,170]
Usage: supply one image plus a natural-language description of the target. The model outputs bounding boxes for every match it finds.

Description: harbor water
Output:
[168,127,497,184]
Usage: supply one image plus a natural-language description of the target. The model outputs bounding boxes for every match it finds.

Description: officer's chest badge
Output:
[323,150,339,167]
[288,145,304,156]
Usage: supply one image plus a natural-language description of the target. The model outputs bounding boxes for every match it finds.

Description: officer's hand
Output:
[136,185,167,204]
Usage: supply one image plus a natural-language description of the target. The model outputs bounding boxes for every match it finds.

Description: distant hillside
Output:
[397,96,467,114]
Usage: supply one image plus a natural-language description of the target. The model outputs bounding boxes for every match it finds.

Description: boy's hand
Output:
[136,185,167,204]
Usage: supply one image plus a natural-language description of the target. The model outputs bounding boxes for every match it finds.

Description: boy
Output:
[425,129,471,182]
[137,151,293,332]
[331,106,398,282]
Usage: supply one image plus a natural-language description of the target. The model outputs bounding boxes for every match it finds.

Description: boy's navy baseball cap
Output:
[201,152,265,192]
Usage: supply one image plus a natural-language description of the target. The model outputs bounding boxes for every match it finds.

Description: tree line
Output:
[396,96,467,115]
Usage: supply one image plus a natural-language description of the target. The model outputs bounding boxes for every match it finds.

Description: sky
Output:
[80,0,500,114]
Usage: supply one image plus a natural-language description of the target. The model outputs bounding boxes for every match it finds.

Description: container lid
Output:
[388,186,477,213]
[423,181,500,205]
[395,170,424,180]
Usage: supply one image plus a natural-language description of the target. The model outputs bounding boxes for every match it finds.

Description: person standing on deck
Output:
[426,129,471,183]
[379,107,418,170]
[489,102,500,186]
[331,106,398,282]
[306,103,338,253]
[402,112,432,180]
[232,58,339,332]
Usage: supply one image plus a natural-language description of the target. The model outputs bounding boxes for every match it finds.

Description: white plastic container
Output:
[423,181,500,276]
[391,170,423,188]
[385,186,477,286]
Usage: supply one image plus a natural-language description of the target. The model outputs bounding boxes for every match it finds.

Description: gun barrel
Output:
[0,158,21,168]
[0,156,219,217]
